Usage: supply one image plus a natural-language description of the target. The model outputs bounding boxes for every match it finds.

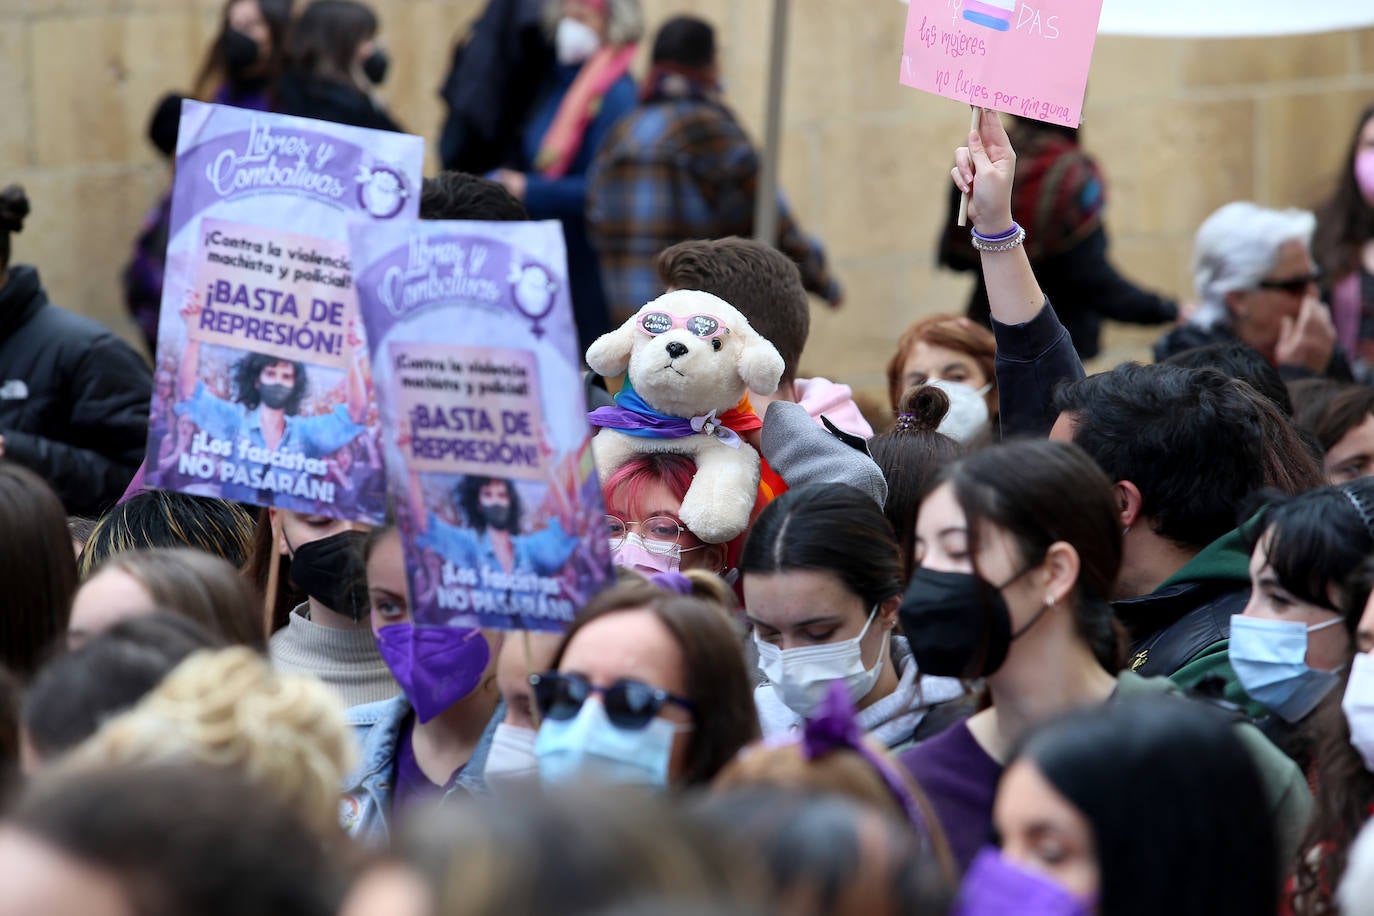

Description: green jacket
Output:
[1117,671,1312,865]
[1115,523,1264,718]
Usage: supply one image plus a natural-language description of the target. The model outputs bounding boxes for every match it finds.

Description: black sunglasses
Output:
[529,671,695,730]
[1256,270,1321,297]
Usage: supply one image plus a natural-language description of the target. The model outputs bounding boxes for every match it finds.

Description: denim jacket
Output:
[340,694,504,847]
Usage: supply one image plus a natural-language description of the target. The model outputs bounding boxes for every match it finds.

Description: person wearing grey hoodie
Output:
[737,475,966,751]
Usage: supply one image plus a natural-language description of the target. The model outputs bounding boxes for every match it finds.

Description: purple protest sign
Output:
[143,101,422,523]
[353,219,613,633]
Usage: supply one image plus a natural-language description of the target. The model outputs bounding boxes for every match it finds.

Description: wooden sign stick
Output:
[956,106,981,227]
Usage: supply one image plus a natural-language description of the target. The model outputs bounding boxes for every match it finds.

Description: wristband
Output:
[970,222,1026,253]
[972,222,1019,241]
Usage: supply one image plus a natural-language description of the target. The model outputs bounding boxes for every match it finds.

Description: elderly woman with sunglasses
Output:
[1154,200,1352,380]
[532,576,758,787]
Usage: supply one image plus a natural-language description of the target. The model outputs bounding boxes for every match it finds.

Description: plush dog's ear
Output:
[737,329,785,396]
[586,314,640,377]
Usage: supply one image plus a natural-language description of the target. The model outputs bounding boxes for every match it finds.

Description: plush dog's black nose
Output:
[665,341,689,359]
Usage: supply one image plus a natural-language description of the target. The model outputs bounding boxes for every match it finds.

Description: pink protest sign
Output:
[899,0,1104,127]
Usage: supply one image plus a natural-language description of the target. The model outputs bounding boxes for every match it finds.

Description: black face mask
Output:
[362,49,389,85]
[258,383,293,410]
[289,530,370,622]
[219,28,262,82]
[481,503,511,530]
[899,566,1048,679]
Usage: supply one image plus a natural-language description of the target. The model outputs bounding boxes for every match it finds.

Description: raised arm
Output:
[952,108,1043,325]
[951,108,1084,439]
[177,298,205,401]
[345,317,368,424]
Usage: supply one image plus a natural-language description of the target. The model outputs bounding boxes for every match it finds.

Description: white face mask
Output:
[555,17,601,66]
[1343,653,1374,772]
[754,605,887,718]
[482,722,539,791]
[925,378,992,444]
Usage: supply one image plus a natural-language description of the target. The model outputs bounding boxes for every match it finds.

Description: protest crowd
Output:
[5,0,1374,914]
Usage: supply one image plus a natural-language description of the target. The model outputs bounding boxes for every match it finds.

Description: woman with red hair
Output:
[886,314,998,441]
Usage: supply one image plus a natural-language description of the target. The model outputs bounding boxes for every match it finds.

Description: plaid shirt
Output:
[587,98,839,320]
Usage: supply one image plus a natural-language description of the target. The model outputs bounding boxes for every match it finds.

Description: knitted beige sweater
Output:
[269,604,399,709]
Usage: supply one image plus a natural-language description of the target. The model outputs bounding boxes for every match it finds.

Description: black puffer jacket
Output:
[0,266,151,515]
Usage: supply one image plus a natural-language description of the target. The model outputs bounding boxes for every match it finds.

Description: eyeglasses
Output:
[606,515,685,553]
[1256,271,1322,297]
[529,671,695,730]
[637,311,731,340]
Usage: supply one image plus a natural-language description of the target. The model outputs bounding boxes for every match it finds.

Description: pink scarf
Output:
[534,43,637,179]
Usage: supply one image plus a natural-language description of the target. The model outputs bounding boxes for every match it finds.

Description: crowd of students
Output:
[4,0,1374,914]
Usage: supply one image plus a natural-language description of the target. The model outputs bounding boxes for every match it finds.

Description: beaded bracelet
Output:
[970,221,1026,252]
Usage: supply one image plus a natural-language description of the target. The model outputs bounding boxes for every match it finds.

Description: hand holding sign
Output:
[952,108,1016,235]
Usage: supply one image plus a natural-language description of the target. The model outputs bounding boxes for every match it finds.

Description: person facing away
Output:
[587,15,841,326]
[0,186,151,517]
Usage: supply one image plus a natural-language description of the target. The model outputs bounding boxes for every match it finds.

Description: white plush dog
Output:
[586,290,784,544]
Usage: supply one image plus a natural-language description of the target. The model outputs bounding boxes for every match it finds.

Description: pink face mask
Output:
[1356,149,1374,206]
[610,532,696,576]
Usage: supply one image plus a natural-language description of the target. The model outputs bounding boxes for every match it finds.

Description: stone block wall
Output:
[2,0,1373,412]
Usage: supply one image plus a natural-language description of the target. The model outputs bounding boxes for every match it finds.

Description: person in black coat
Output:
[0,186,152,517]
[275,0,401,133]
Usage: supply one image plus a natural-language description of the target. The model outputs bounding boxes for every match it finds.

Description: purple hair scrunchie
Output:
[649,571,693,596]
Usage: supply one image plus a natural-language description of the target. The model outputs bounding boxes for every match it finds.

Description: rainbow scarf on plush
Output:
[588,378,763,444]
[534,43,638,178]
[587,378,787,501]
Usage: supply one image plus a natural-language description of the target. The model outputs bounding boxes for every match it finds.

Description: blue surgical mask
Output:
[534,698,686,787]
[955,847,1096,916]
[1229,614,1343,723]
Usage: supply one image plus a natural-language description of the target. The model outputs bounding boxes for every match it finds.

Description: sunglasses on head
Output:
[529,671,695,730]
[637,311,731,340]
[1256,270,1322,297]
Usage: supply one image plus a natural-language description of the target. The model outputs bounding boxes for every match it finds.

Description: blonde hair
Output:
[63,647,354,839]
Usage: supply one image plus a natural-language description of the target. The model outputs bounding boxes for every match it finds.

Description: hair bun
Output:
[894,384,949,433]
[0,185,30,234]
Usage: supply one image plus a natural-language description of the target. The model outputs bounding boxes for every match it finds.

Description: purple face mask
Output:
[375,624,491,723]
[954,847,1096,916]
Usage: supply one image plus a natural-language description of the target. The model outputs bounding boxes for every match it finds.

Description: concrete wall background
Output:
[3,0,1373,414]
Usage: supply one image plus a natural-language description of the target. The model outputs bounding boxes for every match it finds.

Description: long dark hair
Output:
[457,476,522,534]
[1290,677,1374,916]
[869,386,962,580]
[1247,479,1374,622]
[1314,104,1374,280]
[942,439,1126,673]
[1288,555,1374,915]
[740,484,904,609]
[1016,697,1278,916]
[287,0,377,88]
[0,465,78,678]
[192,0,296,100]
[233,353,308,413]
[551,579,758,787]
